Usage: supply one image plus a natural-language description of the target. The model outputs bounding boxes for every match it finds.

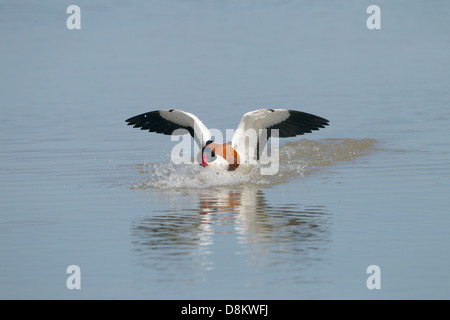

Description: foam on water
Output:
[132,138,378,190]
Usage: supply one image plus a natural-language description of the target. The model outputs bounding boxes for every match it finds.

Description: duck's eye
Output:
[203,147,217,162]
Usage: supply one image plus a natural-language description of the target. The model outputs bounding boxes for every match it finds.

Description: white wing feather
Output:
[159,110,212,148]
[231,109,289,163]
[231,108,329,163]
[126,109,212,148]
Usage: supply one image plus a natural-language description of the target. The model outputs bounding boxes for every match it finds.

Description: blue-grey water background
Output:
[1,0,449,299]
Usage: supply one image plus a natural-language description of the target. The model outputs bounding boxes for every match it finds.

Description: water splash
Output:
[131,138,378,190]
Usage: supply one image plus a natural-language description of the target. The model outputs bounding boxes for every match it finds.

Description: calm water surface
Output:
[1,0,449,299]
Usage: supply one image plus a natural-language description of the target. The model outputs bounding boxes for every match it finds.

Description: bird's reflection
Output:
[131,185,330,282]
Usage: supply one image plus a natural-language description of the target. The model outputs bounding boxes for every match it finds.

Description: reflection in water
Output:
[132,209,215,281]
[131,185,330,284]
[131,139,377,285]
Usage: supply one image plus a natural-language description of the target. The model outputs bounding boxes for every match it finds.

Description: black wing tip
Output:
[288,109,330,126]
[125,116,133,123]
[125,110,159,124]
[266,109,330,137]
[318,118,330,127]
[125,109,195,138]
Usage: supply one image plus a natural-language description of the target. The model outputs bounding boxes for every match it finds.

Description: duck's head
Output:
[197,140,240,171]
[198,140,216,167]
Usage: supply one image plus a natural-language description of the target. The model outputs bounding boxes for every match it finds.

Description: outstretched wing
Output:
[125,109,212,148]
[231,109,329,163]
